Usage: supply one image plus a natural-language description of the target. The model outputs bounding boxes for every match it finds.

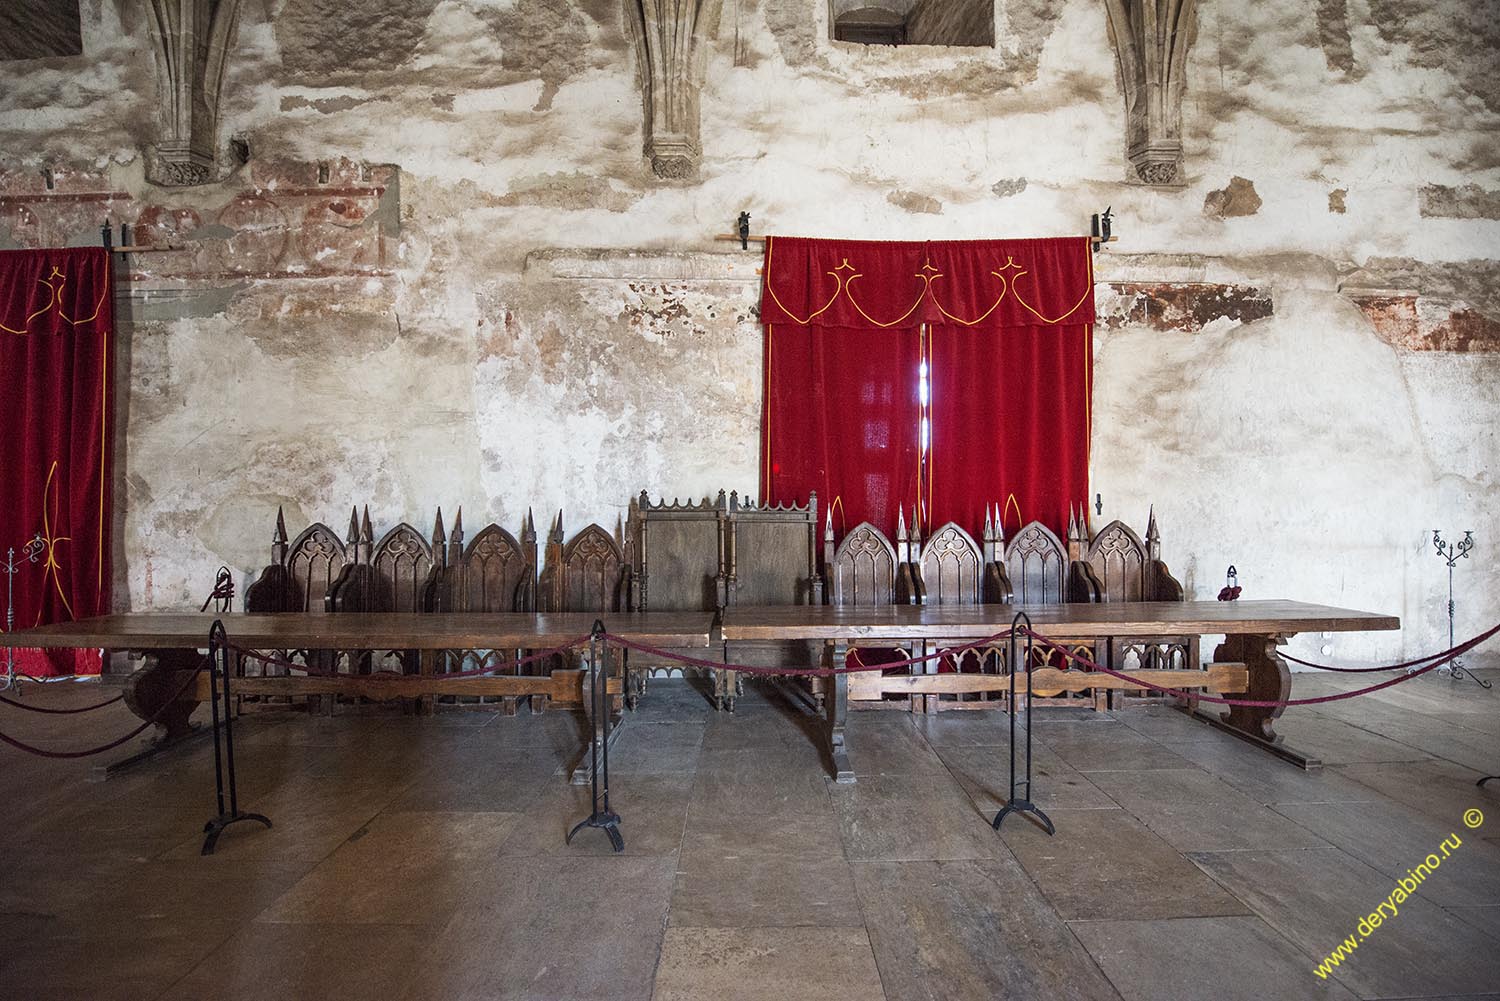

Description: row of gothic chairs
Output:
[241,492,1189,713]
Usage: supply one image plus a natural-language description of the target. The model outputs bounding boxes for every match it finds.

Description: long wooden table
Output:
[9,602,1401,783]
[720,600,1401,780]
[6,612,716,772]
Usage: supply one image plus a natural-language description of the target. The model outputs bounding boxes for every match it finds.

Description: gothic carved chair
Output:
[719,492,821,710]
[1072,509,1195,705]
[423,509,539,712]
[537,514,631,615]
[627,491,729,708]
[326,509,436,682]
[825,515,919,710]
[242,507,354,706]
[244,507,348,614]
[536,513,632,713]
[1003,511,1108,707]
[912,517,1003,711]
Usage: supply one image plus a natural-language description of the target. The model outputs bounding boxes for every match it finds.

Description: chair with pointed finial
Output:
[910,509,1010,711]
[626,490,731,709]
[1071,506,1194,706]
[824,511,920,712]
[718,490,822,711]
[243,506,354,711]
[423,508,540,713]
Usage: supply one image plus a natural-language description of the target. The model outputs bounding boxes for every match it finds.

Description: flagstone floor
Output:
[1,669,1498,1001]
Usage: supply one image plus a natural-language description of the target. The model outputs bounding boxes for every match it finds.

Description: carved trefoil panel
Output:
[145,0,242,186]
[1103,0,1197,185]
[624,0,724,179]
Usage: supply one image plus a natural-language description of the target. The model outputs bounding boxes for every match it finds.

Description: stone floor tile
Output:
[650,926,884,1001]
[1035,722,1193,772]
[1189,846,1500,997]
[854,858,1122,1001]
[1000,809,1249,921]
[159,922,429,1001]
[830,771,1010,862]
[1338,758,1495,822]
[1160,736,1381,805]
[400,856,674,1001]
[937,743,1118,812]
[1271,799,1500,907]
[501,772,692,857]
[670,851,864,928]
[1069,915,1359,1001]
[0,926,234,1001]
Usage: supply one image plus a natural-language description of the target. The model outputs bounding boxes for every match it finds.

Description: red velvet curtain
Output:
[0,248,114,676]
[761,235,1093,543]
[762,324,921,536]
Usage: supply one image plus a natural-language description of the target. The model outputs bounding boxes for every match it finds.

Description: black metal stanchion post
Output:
[201,620,272,855]
[992,612,1055,836]
[566,620,624,852]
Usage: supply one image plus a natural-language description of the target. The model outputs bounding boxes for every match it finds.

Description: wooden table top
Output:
[3,611,717,651]
[720,600,1400,641]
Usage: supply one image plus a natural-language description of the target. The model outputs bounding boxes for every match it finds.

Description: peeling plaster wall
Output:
[1,0,1497,667]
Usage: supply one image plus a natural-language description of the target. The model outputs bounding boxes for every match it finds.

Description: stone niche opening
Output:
[830,0,995,47]
[0,0,83,60]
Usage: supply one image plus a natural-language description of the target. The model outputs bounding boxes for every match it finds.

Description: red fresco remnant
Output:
[1348,293,1500,352]
[0,162,396,282]
[1098,282,1274,332]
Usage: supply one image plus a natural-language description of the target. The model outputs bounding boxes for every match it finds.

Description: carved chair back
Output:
[1084,519,1149,603]
[725,492,821,606]
[1004,521,1070,606]
[245,508,349,614]
[369,522,437,613]
[429,512,537,613]
[916,521,985,605]
[631,491,727,613]
[825,521,906,607]
[539,517,630,613]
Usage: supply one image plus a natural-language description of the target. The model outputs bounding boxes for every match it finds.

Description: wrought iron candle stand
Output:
[1428,531,1490,689]
[3,535,46,693]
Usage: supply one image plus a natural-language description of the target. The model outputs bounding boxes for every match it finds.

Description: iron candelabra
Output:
[1430,530,1489,689]
[3,534,46,693]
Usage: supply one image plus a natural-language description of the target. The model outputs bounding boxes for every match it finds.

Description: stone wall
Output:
[1,0,1497,668]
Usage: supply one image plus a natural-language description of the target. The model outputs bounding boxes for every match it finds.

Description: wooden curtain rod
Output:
[712,234,1119,246]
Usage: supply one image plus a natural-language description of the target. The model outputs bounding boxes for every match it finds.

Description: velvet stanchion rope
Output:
[603,629,1016,676]
[0,690,124,714]
[1019,625,1497,708]
[1275,623,1500,672]
[0,654,210,759]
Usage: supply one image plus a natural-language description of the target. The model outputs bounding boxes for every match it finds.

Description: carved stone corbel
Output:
[624,0,724,180]
[1103,0,1197,185]
[145,0,242,187]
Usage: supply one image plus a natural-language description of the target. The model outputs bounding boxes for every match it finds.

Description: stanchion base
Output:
[566,810,624,853]
[1479,776,1497,788]
[992,800,1055,836]
[201,811,273,855]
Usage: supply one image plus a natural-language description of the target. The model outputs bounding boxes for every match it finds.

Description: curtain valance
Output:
[759,235,1095,330]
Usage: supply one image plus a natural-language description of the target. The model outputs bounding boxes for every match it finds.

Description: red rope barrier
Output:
[603,629,1016,677]
[1275,624,1500,672]
[0,691,124,714]
[0,655,210,759]
[1019,626,1494,708]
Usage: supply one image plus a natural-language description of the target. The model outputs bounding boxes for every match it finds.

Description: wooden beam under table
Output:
[848,663,1248,701]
